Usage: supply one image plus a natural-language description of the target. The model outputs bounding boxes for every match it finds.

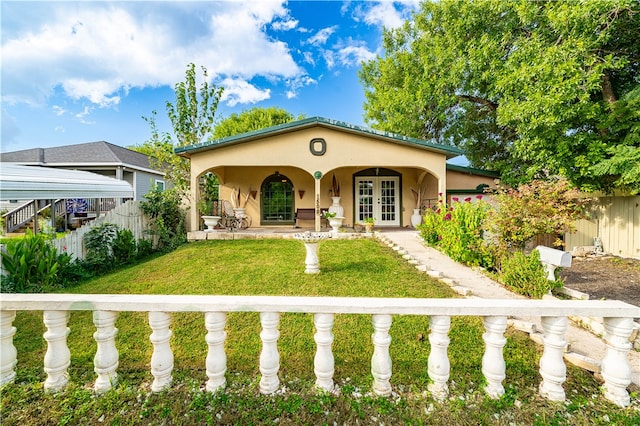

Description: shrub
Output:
[0,229,70,293]
[499,250,562,298]
[113,228,136,263]
[140,187,186,251]
[84,223,142,273]
[84,223,120,273]
[484,179,588,251]
[418,196,493,268]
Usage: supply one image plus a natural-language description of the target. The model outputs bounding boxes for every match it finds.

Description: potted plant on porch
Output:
[410,184,427,228]
[328,174,344,218]
[323,211,343,234]
[231,187,250,219]
[363,216,375,233]
[197,199,221,232]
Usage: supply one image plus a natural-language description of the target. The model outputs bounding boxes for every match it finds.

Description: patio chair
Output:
[221,200,251,231]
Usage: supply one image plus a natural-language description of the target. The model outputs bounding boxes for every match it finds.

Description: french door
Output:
[355,177,400,226]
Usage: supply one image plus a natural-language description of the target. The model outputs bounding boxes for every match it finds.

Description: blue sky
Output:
[1,1,421,153]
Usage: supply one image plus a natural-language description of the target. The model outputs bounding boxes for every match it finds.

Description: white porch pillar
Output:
[314,172,322,232]
[190,169,199,232]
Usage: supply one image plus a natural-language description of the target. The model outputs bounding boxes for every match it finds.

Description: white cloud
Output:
[354,1,418,30]
[220,78,270,107]
[52,106,67,116]
[75,105,95,125]
[337,44,377,67]
[272,18,298,31]
[307,26,338,46]
[1,2,303,108]
[285,75,317,99]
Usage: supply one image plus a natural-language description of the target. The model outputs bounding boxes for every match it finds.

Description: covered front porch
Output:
[177,117,463,233]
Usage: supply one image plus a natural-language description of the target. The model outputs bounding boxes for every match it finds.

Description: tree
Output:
[360,0,640,192]
[591,85,640,193]
[132,63,223,193]
[213,107,304,139]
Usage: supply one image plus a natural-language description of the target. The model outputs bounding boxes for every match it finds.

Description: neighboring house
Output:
[0,141,166,203]
[0,141,166,233]
[176,116,498,231]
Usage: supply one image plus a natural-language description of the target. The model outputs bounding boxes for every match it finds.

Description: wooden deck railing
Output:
[1,294,638,407]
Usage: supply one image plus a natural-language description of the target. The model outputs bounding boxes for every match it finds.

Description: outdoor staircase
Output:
[2,199,66,234]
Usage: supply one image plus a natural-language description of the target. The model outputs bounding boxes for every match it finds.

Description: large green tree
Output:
[132,63,223,193]
[360,0,639,192]
[212,107,304,139]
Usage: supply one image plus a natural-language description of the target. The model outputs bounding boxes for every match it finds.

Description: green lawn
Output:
[2,239,638,425]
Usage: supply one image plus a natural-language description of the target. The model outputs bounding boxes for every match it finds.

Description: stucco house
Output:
[176,117,498,232]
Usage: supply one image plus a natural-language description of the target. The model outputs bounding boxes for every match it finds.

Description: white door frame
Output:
[355,176,401,226]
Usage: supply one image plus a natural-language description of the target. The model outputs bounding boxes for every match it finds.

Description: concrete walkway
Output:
[378,230,640,388]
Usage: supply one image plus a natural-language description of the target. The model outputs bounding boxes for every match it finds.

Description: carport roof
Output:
[175,116,464,159]
[0,164,134,200]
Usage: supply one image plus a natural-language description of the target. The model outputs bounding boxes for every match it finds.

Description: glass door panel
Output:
[355,177,400,226]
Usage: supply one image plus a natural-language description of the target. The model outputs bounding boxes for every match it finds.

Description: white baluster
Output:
[43,310,70,392]
[149,311,173,392]
[482,316,507,398]
[93,310,119,394]
[371,314,393,396]
[427,315,450,400]
[259,312,280,394]
[205,312,227,392]
[601,317,633,407]
[539,316,567,401]
[314,313,336,393]
[0,310,17,386]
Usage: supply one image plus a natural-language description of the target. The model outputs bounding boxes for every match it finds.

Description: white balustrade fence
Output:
[1,294,638,408]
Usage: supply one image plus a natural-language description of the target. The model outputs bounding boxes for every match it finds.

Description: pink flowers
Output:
[475,194,483,200]
[452,197,459,202]
[464,197,472,202]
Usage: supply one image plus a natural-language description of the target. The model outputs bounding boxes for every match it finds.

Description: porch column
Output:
[190,171,199,232]
[314,171,322,232]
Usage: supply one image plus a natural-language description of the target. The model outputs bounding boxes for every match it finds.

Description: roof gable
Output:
[176,116,464,159]
[1,141,160,173]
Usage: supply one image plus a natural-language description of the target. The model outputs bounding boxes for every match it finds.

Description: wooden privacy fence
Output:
[51,200,149,260]
[1,294,638,408]
[566,196,640,259]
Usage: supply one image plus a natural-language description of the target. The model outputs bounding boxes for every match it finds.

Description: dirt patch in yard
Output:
[558,255,640,308]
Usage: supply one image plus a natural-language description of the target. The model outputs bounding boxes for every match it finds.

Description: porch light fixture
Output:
[298,190,305,199]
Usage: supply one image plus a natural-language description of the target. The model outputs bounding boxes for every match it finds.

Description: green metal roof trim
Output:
[175,116,464,158]
[446,163,501,178]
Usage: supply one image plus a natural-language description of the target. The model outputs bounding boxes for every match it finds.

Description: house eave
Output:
[176,116,464,159]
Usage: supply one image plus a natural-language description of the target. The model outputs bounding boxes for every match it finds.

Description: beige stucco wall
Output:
[446,170,497,191]
[187,126,450,230]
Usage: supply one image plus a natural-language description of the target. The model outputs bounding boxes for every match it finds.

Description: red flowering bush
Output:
[417,180,587,298]
[418,196,492,268]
